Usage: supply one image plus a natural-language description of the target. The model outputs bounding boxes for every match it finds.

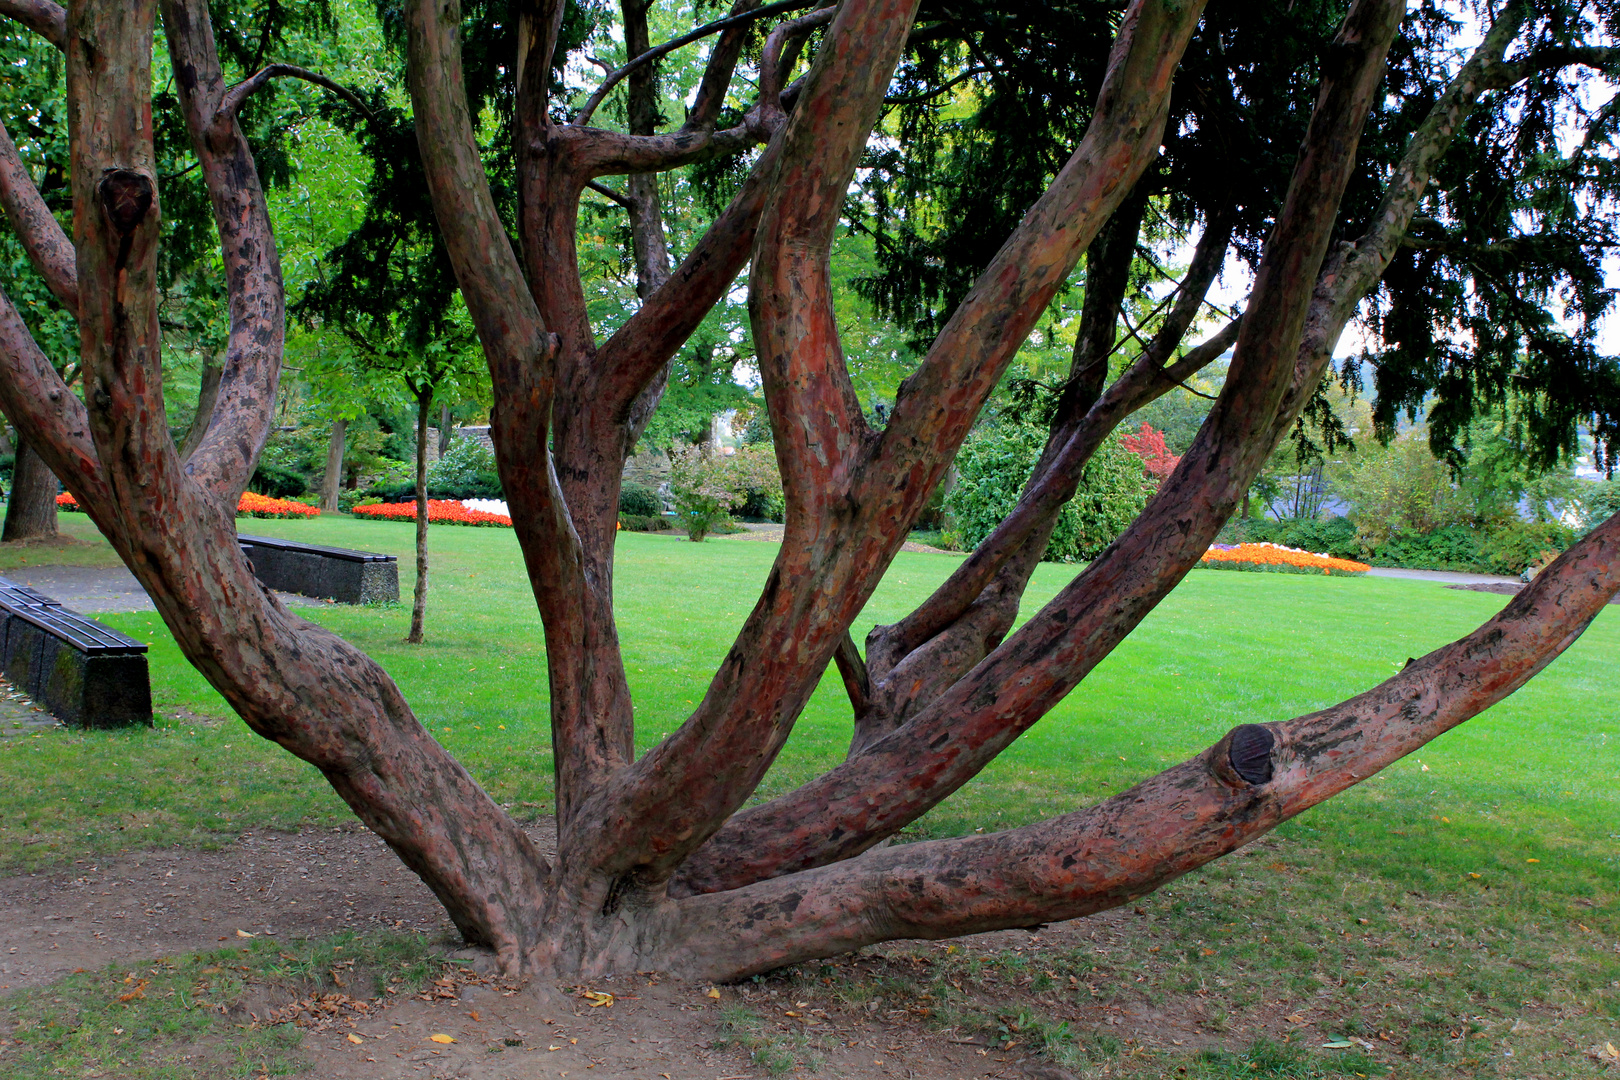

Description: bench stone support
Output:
[0,598,152,729]
[239,537,399,604]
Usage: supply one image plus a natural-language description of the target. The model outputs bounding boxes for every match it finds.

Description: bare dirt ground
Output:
[0,824,1236,1080]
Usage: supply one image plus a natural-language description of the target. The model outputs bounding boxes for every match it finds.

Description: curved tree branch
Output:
[216,63,375,124]
[573,0,820,126]
[580,0,1212,893]
[665,509,1620,979]
[159,0,287,506]
[0,0,64,49]
[672,0,1406,896]
[0,115,77,313]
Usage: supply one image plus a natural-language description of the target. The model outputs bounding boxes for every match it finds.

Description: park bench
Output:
[238,534,400,605]
[0,578,151,728]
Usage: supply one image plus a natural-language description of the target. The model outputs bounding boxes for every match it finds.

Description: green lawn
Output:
[2,512,1615,900]
[0,513,1616,1078]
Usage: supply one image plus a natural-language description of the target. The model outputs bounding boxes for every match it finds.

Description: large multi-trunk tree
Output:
[0,0,1615,980]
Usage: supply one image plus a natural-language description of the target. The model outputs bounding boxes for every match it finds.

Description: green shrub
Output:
[618,513,673,532]
[1478,519,1574,576]
[1370,525,1483,571]
[668,444,782,542]
[1220,515,1361,558]
[735,488,785,522]
[367,478,419,501]
[945,423,1156,561]
[426,438,502,499]
[1577,478,1619,533]
[249,460,308,499]
[619,482,663,517]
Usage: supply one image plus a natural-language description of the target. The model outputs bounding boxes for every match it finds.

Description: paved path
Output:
[0,563,319,613]
[1365,566,1521,586]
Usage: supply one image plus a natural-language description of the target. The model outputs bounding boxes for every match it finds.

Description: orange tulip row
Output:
[1200,541,1370,577]
[57,490,319,519]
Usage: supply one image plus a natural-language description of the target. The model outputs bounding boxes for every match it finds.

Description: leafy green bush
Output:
[619,482,663,517]
[735,488,785,522]
[618,513,674,532]
[249,460,308,499]
[426,438,502,499]
[668,444,782,541]
[1219,515,1361,559]
[1369,525,1483,571]
[1577,478,1619,533]
[1477,520,1574,576]
[945,423,1156,561]
[367,478,419,501]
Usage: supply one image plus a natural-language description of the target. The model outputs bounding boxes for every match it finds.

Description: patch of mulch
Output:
[1446,580,1620,604]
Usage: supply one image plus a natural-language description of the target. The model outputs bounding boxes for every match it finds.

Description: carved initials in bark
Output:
[0,0,1612,983]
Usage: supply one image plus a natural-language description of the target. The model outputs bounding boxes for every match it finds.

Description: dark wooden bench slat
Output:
[237,534,396,563]
[4,605,147,655]
[0,582,63,608]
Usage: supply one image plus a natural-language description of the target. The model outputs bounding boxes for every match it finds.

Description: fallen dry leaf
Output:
[347,1033,364,1044]
[429,1034,455,1044]
[706,986,721,1000]
[469,1009,481,1022]
[1284,1014,1306,1024]
[582,990,614,1008]
[235,929,256,939]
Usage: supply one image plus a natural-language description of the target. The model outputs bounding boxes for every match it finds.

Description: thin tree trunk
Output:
[320,417,346,513]
[408,389,430,643]
[439,402,452,456]
[177,353,222,461]
[2,435,57,540]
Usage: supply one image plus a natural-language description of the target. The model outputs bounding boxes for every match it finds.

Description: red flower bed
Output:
[350,499,513,528]
[57,490,318,518]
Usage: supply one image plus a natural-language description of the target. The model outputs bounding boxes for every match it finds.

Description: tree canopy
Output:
[0,0,1615,985]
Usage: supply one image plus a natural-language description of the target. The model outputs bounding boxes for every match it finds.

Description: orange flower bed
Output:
[57,490,318,518]
[1200,541,1369,577]
[237,491,321,518]
[350,499,514,528]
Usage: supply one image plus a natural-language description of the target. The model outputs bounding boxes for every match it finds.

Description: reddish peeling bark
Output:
[0,116,77,314]
[672,0,1407,895]
[0,0,1612,986]
[0,0,551,974]
[576,0,1212,901]
[663,512,1620,978]
[159,0,287,503]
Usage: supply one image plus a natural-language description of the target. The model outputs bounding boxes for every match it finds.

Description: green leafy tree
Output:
[947,422,1158,561]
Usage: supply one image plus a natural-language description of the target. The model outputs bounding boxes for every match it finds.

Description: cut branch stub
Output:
[1223,724,1276,786]
[97,168,154,237]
